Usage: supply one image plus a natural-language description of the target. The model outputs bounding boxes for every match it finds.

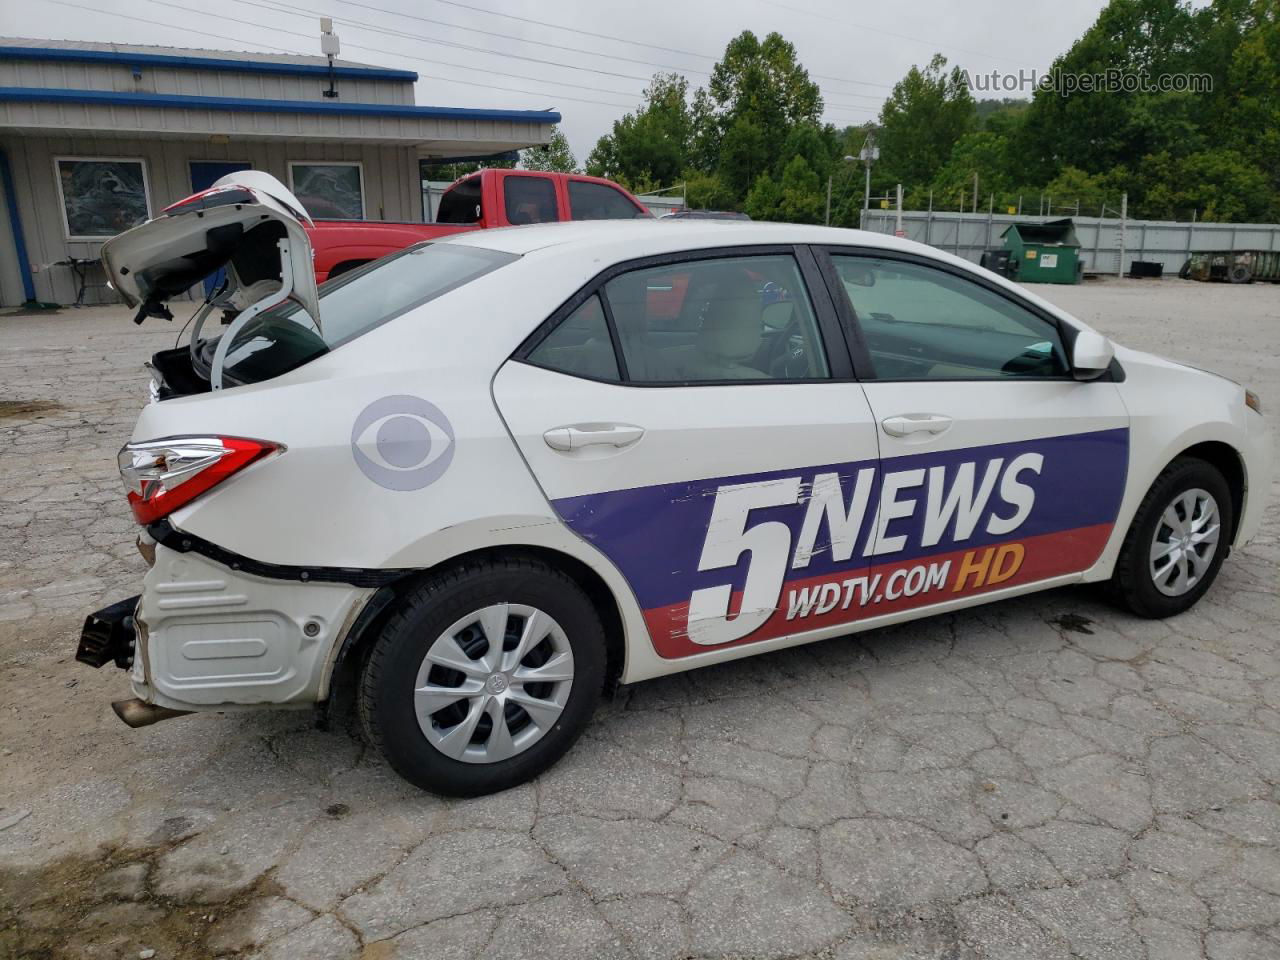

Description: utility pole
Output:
[825,155,857,227]
[895,183,904,237]
[1118,192,1128,277]
[859,132,879,227]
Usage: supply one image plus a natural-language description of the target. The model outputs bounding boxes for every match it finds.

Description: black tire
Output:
[1178,259,1191,280]
[1107,457,1234,618]
[1229,264,1252,284]
[359,557,606,796]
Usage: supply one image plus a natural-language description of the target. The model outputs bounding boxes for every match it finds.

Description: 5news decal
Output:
[554,429,1129,658]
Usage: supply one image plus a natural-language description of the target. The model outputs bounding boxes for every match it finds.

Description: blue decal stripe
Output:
[552,428,1129,611]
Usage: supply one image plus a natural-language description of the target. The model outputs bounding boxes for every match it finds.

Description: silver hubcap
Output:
[413,603,574,764]
[1149,487,1221,597]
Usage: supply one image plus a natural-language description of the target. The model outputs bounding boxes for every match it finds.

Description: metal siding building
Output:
[0,39,559,307]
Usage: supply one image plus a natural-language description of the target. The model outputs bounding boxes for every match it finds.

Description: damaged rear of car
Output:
[75,173,549,766]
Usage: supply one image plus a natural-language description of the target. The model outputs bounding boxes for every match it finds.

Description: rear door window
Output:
[504,175,558,224]
[526,295,619,381]
[568,180,645,220]
[604,254,830,382]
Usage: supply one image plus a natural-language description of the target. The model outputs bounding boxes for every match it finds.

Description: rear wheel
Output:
[359,557,606,796]
[1108,457,1233,618]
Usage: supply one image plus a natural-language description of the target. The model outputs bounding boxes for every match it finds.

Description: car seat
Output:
[656,273,767,380]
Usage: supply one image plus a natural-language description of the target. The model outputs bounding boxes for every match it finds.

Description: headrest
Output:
[698,277,763,361]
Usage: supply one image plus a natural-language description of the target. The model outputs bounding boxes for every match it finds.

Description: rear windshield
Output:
[219,242,515,386]
[436,176,482,224]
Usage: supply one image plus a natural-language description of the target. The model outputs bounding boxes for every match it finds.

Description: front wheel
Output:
[359,557,606,796]
[1108,457,1233,618]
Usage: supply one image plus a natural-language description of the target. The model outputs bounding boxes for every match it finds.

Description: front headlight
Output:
[1246,389,1262,415]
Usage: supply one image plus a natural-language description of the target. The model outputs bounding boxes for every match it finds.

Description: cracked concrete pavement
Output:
[1,277,1278,959]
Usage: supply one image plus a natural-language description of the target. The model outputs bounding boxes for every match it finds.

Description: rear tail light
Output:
[118,436,280,525]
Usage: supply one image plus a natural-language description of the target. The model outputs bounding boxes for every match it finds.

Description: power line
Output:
[225,0,647,99]
[41,0,888,116]
[432,0,720,65]
[260,0,712,80]
[427,0,894,91]
[42,0,296,55]
[146,0,661,85]
[756,0,1036,70]
[41,0,637,108]
[195,0,888,109]
[241,0,887,107]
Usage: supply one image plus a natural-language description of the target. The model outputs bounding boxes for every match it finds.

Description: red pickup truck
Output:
[309,169,651,281]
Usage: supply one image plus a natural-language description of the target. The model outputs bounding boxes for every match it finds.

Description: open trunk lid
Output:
[102,172,321,392]
[103,170,319,323]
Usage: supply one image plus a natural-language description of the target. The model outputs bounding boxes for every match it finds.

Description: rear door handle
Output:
[543,423,645,451]
[881,414,953,437]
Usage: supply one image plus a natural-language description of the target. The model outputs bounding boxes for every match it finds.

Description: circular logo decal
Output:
[351,395,455,491]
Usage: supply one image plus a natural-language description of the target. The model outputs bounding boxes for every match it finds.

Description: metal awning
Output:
[0,87,559,157]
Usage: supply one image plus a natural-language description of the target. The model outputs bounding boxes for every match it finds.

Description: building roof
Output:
[0,86,561,125]
[0,37,418,81]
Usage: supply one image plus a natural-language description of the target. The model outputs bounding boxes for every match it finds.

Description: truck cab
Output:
[310,169,650,282]
[436,169,650,226]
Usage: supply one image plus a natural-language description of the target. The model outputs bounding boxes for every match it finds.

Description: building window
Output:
[53,157,151,240]
[288,162,365,220]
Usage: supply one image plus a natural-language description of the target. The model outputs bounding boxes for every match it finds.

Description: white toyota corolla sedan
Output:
[77,173,1270,796]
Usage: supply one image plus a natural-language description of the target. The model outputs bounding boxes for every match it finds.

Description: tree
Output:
[718,116,771,197]
[682,169,737,210]
[1139,149,1273,220]
[706,31,825,190]
[776,155,824,223]
[1041,166,1130,216]
[520,127,577,173]
[744,172,783,220]
[928,131,1017,208]
[709,30,823,131]
[1015,0,1201,182]
[586,74,693,187]
[877,54,975,189]
[421,159,483,182]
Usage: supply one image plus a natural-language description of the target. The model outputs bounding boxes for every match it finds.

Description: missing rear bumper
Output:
[76,596,140,670]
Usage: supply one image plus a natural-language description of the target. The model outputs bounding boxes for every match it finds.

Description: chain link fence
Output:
[859,208,1280,276]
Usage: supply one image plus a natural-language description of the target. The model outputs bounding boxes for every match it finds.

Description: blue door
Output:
[190,161,251,297]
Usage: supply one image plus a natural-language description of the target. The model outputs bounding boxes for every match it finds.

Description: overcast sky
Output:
[5,0,1121,166]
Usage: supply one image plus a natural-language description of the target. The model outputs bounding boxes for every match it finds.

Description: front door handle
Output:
[881,414,953,437]
[543,423,645,452]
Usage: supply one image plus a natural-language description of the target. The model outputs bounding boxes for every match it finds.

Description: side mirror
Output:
[1072,330,1114,381]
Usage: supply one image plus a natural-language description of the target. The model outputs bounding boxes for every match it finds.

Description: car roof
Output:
[437,219,1095,336]
[440,218,918,257]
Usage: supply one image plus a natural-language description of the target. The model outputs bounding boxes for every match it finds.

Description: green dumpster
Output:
[1001,219,1083,284]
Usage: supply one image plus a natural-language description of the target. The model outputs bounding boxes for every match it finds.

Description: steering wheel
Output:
[763,316,810,378]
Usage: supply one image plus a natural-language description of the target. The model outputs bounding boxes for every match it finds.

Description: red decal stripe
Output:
[645,523,1113,659]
